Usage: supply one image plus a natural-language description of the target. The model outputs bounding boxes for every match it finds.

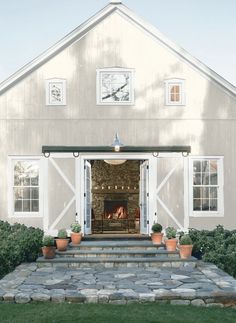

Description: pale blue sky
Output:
[0,0,235,85]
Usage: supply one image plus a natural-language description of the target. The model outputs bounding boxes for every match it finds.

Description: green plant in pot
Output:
[179,234,193,259]
[70,222,82,245]
[151,223,163,245]
[165,226,177,251]
[56,228,69,251]
[42,235,55,259]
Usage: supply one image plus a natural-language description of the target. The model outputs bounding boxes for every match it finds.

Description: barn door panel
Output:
[156,157,185,230]
[47,157,76,234]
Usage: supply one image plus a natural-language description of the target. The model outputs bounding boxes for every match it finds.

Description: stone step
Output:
[55,249,179,259]
[69,240,163,250]
[37,256,197,269]
[83,234,150,241]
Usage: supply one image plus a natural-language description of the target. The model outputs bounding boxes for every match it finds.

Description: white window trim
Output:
[164,79,185,106]
[96,67,135,105]
[188,156,224,218]
[8,156,44,218]
[45,78,67,106]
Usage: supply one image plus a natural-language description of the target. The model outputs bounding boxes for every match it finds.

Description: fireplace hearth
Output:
[104,200,128,219]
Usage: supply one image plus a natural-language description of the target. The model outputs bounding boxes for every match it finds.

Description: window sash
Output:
[10,158,42,216]
[189,157,223,216]
[165,79,185,106]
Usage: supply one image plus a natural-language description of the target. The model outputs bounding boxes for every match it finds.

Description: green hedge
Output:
[0,221,43,279]
[189,225,236,278]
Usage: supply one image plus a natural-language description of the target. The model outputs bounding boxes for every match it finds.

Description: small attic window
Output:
[45,79,66,106]
[165,79,185,106]
[96,68,134,105]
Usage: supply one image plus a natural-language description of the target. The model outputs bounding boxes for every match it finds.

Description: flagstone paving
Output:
[1,261,236,306]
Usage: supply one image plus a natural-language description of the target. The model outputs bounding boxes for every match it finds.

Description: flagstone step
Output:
[37,256,197,269]
[55,249,180,259]
[69,240,164,250]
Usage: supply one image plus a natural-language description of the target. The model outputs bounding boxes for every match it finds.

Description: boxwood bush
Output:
[0,221,43,279]
[189,225,236,278]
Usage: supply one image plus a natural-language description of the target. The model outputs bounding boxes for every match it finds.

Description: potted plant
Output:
[56,229,69,251]
[179,234,193,259]
[151,223,163,244]
[42,235,55,259]
[165,226,177,251]
[70,222,82,245]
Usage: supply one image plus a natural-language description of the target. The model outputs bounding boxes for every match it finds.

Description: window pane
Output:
[31,200,39,212]
[101,72,131,102]
[202,187,209,199]
[193,173,201,185]
[193,161,201,173]
[14,200,22,212]
[210,160,217,173]
[202,173,209,185]
[210,187,217,199]
[193,199,201,211]
[31,188,39,199]
[23,188,30,199]
[23,200,30,212]
[31,176,39,186]
[210,173,217,185]
[193,187,201,198]
[14,188,23,200]
[202,160,209,172]
[210,199,218,211]
[202,199,210,211]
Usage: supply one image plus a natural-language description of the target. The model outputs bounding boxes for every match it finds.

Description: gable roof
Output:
[0,1,235,97]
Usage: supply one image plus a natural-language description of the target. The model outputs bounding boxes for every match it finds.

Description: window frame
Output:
[96,68,135,105]
[165,79,185,106]
[45,78,67,106]
[189,156,224,217]
[8,156,43,218]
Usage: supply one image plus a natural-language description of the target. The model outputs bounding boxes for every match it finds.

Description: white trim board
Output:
[0,3,235,97]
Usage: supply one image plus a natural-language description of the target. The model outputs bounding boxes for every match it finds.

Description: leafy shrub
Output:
[179,234,192,245]
[0,220,43,279]
[165,226,177,239]
[57,229,67,239]
[70,222,81,233]
[189,225,236,278]
[151,223,162,233]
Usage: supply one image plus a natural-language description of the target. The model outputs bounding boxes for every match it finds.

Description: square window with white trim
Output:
[9,158,42,217]
[96,68,134,105]
[189,157,224,217]
[45,79,66,106]
[165,79,185,106]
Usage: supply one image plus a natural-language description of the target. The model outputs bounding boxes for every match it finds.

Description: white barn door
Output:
[84,160,92,234]
[140,160,149,234]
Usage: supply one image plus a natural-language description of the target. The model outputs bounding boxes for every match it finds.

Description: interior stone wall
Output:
[91,160,140,220]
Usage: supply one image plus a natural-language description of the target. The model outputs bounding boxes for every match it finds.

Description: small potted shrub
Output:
[151,223,163,244]
[42,235,55,259]
[165,226,177,251]
[70,222,82,245]
[179,234,193,259]
[56,229,69,251]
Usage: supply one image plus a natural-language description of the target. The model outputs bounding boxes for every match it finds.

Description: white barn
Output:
[0,1,236,236]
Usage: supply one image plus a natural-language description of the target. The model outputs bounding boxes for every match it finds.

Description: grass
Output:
[0,303,236,323]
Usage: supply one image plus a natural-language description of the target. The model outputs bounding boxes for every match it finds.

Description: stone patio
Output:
[1,261,236,306]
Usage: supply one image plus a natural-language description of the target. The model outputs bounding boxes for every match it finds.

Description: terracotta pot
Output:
[71,232,82,245]
[42,246,56,259]
[151,232,163,245]
[165,238,177,251]
[56,238,69,251]
[179,244,193,259]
